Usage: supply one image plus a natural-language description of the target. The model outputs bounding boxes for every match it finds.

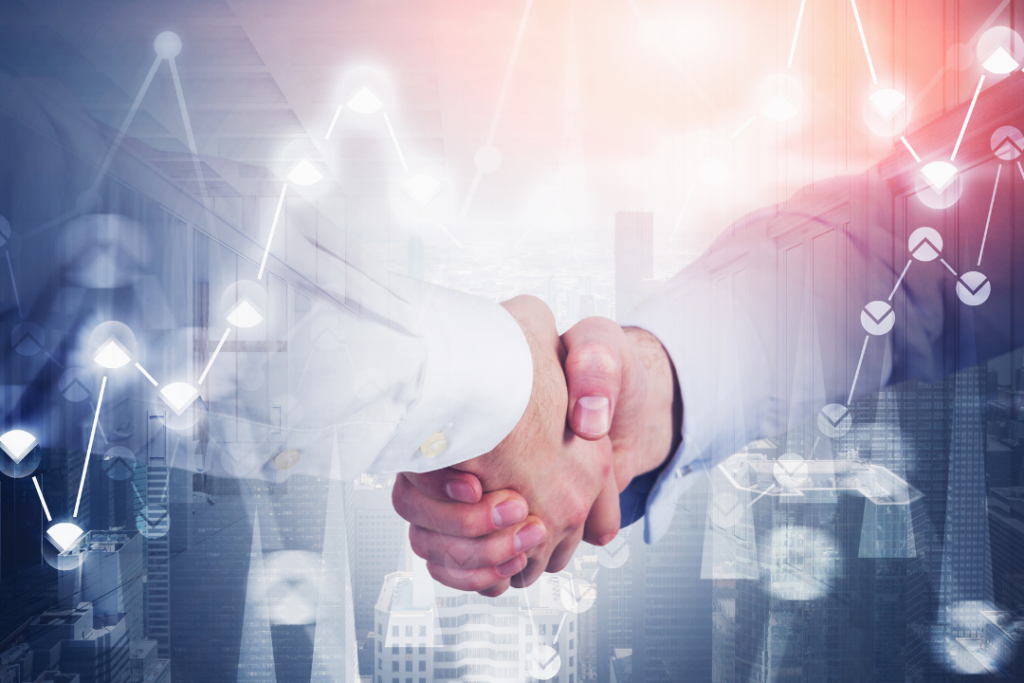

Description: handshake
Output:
[393,295,681,596]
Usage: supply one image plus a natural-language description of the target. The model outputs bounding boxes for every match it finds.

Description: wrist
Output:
[622,326,681,478]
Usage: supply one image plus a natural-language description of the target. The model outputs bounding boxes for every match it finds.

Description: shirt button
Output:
[675,468,683,479]
[419,432,448,458]
[273,449,301,470]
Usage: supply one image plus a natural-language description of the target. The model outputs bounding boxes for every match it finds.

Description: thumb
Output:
[562,317,626,440]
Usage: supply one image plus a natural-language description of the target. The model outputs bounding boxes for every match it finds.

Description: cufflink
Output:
[419,432,448,458]
[272,449,301,470]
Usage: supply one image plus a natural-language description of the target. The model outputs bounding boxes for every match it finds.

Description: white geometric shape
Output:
[0,430,37,464]
[861,300,895,336]
[93,336,131,369]
[991,125,1024,160]
[817,403,853,438]
[596,534,630,568]
[526,645,561,681]
[920,161,958,193]
[227,298,264,328]
[159,382,199,416]
[345,86,383,114]
[773,453,809,489]
[286,158,323,186]
[153,31,182,59]
[761,94,798,121]
[46,522,85,553]
[982,46,1020,74]
[908,227,944,262]
[868,88,906,119]
[956,271,992,306]
[402,174,443,207]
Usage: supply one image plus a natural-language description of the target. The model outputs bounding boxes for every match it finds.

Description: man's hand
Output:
[393,298,680,595]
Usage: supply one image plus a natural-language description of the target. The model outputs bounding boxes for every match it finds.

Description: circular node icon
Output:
[263,550,326,625]
[12,323,45,356]
[87,321,138,368]
[58,367,94,402]
[220,280,267,329]
[977,27,1024,74]
[708,490,744,528]
[558,575,597,614]
[914,170,963,210]
[817,404,853,438]
[136,504,170,539]
[756,74,803,123]
[860,300,895,336]
[474,145,502,174]
[102,446,137,481]
[42,522,86,571]
[863,87,911,138]
[153,31,182,59]
[991,126,1024,160]
[955,271,992,306]
[526,645,561,681]
[0,432,41,479]
[443,549,481,581]
[773,453,809,489]
[353,368,388,404]
[0,215,10,249]
[596,534,630,569]
[220,442,258,478]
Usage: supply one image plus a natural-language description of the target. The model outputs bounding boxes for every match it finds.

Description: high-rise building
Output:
[68,531,144,645]
[988,487,1024,613]
[28,602,130,683]
[351,477,407,641]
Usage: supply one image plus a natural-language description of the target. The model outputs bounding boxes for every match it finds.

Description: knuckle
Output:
[568,344,621,382]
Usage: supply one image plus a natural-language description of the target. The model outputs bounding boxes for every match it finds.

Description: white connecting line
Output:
[167,56,208,203]
[940,258,958,276]
[731,115,757,140]
[978,164,1002,267]
[669,185,697,243]
[787,0,809,69]
[325,104,344,140]
[5,250,22,319]
[135,362,159,386]
[889,259,912,301]
[32,476,52,522]
[198,328,232,385]
[257,183,289,280]
[848,335,870,405]
[74,375,107,518]
[459,0,536,221]
[382,112,409,173]
[900,136,922,163]
[849,0,879,85]
[951,75,985,163]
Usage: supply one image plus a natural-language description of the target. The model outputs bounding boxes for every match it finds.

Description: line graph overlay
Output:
[74,375,107,518]
[848,335,870,404]
[978,164,1002,266]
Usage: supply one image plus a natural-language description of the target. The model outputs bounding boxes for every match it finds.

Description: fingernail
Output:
[497,554,525,577]
[491,500,527,528]
[514,522,546,553]
[445,480,477,503]
[599,532,618,546]
[574,396,610,435]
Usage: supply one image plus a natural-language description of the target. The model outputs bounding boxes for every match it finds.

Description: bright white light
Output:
[286,159,323,186]
[226,298,264,328]
[0,430,37,464]
[159,382,199,416]
[868,89,906,119]
[921,161,958,193]
[94,337,131,369]
[46,522,85,552]
[762,94,798,121]
[698,160,731,185]
[982,46,1020,74]
[346,86,383,114]
[402,174,443,207]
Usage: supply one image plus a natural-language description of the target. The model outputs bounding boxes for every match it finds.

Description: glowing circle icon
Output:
[773,453,809,489]
[596,534,630,569]
[908,227,943,262]
[526,645,561,680]
[817,404,853,438]
[153,31,182,59]
[868,89,906,120]
[59,367,94,402]
[402,174,443,207]
[226,296,264,328]
[46,522,85,553]
[708,490,744,528]
[762,94,798,121]
[0,430,37,464]
[991,126,1024,160]
[978,27,1024,74]
[558,575,597,614]
[955,271,992,306]
[159,382,200,416]
[94,336,132,369]
[286,158,323,186]
[861,301,895,336]
[137,504,170,539]
[102,446,138,481]
[12,323,45,356]
[346,86,383,114]
[919,161,958,194]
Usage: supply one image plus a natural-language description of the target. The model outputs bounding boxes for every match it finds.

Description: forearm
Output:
[622,326,681,479]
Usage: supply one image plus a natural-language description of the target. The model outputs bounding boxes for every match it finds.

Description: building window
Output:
[378,624,382,635]
[392,679,398,683]
[392,662,399,672]
[378,659,382,671]
[419,625,427,637]
[552,624,559,636]
[405,661,412,672]
[570,621,574,632]
[570,639,574,650]
[406,645,413,655]
[540,624,547,636]
[378,642,382,653]
[570,675,574,683]
[419,679,426,683]
[406,679,412,683]
[570,657,574,666]
[378,677,382,683]
[526,624,533,636]
[392,646,399,655]
[418,661,426,672]
[406,626,413,637]
[418,645,426,655]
